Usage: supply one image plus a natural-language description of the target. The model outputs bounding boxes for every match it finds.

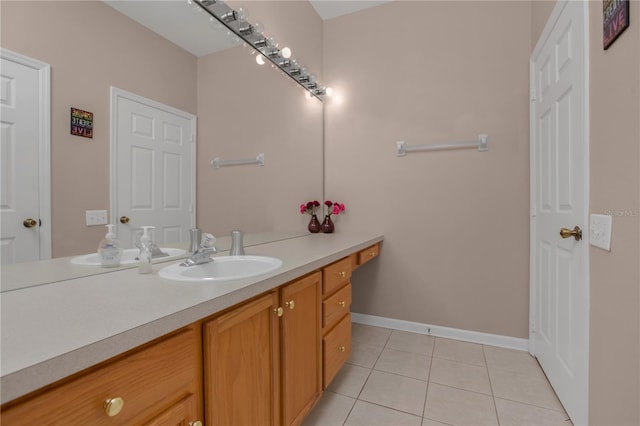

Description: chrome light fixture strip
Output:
[194,0,326,100]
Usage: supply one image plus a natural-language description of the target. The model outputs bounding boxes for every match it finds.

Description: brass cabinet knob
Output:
[23,218,38,228]
[285,300,295,310]
[103,397,124,416]
[120,216,130,224]
[338,301,346,308]
[189,421,203,426]
[338,346,346,353]
[559,226,582,241]
[338,271,346,278]
[274,307,284,317]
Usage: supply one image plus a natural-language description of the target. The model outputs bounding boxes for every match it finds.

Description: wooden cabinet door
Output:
[204,292,280,426]
[281,272,321,426]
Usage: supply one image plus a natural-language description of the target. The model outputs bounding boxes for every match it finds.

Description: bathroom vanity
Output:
[0,232,382,425]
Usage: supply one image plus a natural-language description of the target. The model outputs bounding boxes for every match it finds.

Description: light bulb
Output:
[256,54,265,65]
[267,36,279,48]
[281,47,292,59]
[235,7,247,21]
[305,91,313,100]
[309,75,317,84]
[325,87,334,96]
[252,22,264,35]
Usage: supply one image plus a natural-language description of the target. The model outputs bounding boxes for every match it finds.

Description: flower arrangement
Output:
[324,200,346,217]
[299,200,321,216]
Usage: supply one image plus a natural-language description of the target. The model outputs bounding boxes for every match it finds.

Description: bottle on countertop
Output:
[98,224,123,268]
[138,226,155,274]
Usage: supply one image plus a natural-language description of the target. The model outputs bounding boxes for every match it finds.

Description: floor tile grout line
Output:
[483,344,502,425]
[341,335,390,426]
[422,337,437,418]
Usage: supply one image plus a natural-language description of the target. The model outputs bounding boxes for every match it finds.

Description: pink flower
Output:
[324,200,346,217]
[300,200,321,215]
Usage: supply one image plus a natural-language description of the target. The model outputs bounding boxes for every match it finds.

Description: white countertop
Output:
[0,231,382,404]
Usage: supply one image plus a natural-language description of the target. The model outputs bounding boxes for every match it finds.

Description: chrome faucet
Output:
[180,233,217,266]
[229,230,245,256]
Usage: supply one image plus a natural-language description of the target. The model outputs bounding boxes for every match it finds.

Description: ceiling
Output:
[309,0,393,21]
[104,0,392,57]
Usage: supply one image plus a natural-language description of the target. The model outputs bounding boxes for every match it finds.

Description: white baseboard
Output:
[351,313,529,351]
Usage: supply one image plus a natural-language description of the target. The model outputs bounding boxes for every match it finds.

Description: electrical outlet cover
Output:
[589,214,612,251]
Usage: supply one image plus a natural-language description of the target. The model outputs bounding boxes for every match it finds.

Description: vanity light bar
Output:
[194,0,327,100]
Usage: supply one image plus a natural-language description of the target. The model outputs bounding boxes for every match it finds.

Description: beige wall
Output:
[530,0,557,50]
[1,1,197,257]
[196,0,324,236]
[587,0,640,424]
[196,46,323,236]
[324,1,532,338]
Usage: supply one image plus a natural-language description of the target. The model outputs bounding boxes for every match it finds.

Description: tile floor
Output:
[303,324,573,426]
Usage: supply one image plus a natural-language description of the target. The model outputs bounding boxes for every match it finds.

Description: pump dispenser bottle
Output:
[138,226,154,274]
[98,224,123,268]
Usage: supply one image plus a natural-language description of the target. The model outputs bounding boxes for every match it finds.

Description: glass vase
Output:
[321,215,335,233]
[308,214,321,233]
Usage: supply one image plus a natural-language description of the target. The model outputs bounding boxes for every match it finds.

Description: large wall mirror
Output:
[0,1,323,289]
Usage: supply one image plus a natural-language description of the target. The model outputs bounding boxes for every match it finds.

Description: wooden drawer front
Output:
[323,257,352,296]
[323,283,351,330]
[357,243,380,267]
[323,314,351,389]
[2,327,200,425]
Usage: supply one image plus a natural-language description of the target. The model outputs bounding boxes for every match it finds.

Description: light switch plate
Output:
[589,214,612,251]
[86,210,108,226]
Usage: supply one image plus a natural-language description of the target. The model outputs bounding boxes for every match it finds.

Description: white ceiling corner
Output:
[309,0,394,21]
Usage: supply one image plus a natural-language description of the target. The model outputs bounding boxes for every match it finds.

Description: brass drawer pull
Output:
[104,397,124,416]
[189,421,203,426]
[338,271,346,278]
[368,251,376,257]
[338,346,346,353]
[338,301,346,307]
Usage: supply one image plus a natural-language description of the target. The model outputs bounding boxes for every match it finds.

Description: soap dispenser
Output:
[138,226,155,274]
[98,224,123,268]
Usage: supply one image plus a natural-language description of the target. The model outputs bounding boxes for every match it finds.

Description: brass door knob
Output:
[285,300,295,310]
[120,216,130,224]
[23,218,38,228]
[104,397,124,416]
[274,307,284,317]
[560,226,582,241]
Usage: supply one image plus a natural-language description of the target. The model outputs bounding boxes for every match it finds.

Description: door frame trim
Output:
[109,87,197,238]
[529,1,590,424]
[1,48,52,260]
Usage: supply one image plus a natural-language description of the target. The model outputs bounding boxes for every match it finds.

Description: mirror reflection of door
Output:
[110,87,196,248]
[0,49,51,264]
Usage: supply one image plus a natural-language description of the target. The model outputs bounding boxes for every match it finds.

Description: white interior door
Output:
[0,49,51,264]
[530,1,589,425]
[110,87,195,248]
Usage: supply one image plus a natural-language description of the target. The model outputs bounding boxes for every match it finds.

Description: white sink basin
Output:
[159,255,283,282]
[71,248,186,266]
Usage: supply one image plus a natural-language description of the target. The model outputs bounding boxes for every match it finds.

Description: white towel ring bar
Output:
[396,134,489,157]
[211,153,265,169]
